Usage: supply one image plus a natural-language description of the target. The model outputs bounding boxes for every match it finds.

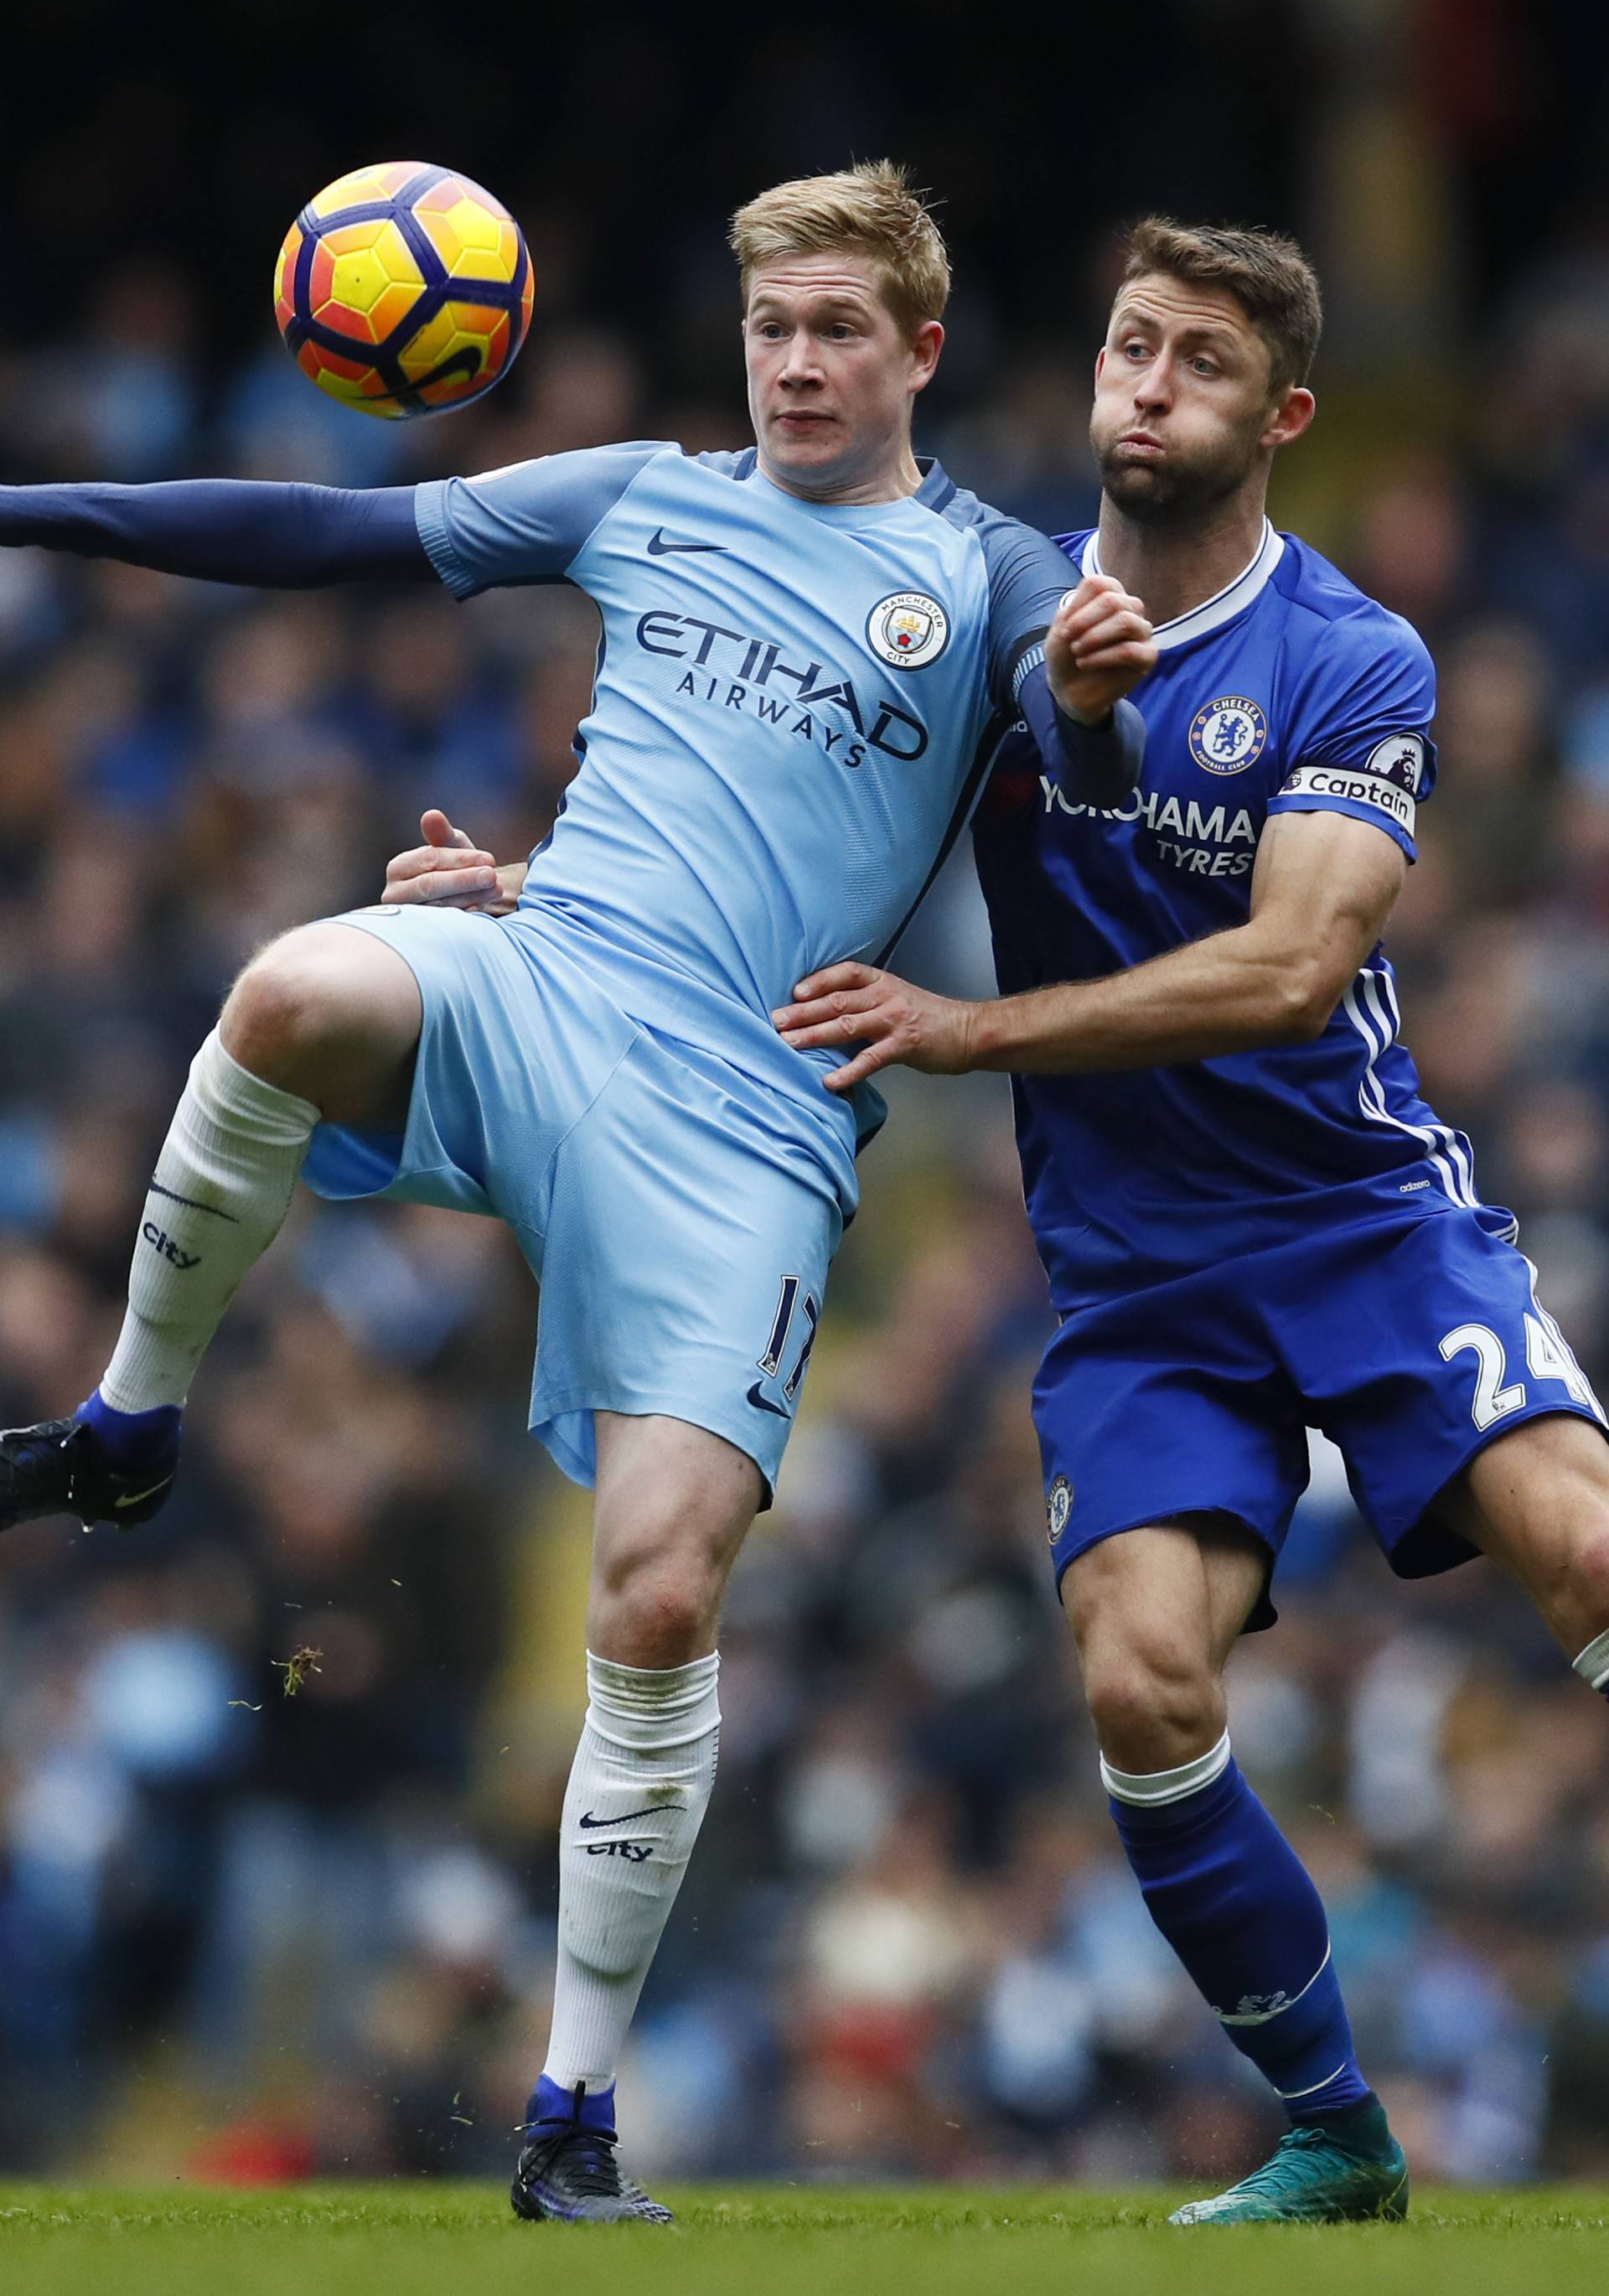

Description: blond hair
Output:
[1120,217,1322,397]
[729,160,949,339]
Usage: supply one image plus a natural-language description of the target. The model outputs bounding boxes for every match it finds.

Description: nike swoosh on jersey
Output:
[114,1478,173,1509]
[745,1382,791,1419]
[646,528,727,556]
[578,1805,683,1829]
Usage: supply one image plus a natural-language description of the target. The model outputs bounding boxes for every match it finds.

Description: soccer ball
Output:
[274,162,533,419]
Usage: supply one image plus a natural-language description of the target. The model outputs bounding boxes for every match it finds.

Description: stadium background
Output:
[2,0,1609,2190]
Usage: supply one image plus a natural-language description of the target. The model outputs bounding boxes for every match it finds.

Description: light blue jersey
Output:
[415,443,1074,1150]
[308,442,1075,1494]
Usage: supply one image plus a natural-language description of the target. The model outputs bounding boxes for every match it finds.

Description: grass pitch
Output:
[3,2181,1608,2296]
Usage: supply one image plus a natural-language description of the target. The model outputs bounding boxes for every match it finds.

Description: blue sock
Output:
[525,2075,617,2137]
[75,1392,183,1473]
[1105,1734,1369,2121]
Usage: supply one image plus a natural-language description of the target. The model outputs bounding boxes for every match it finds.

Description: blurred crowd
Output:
[8,170,1609,2191]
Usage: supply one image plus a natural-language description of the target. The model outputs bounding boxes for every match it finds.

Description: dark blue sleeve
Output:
[973,511,1079,715]
[0,479,430,587]
[1019,661,1146,809]
[948,491,1145,805]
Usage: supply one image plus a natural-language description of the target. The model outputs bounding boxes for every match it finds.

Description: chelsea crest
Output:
[1046,1475,1074,1542]
[1190,695,1267,775]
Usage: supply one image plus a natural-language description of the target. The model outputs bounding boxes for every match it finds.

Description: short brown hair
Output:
[729,160,949,339]
[1119,217,1322,396]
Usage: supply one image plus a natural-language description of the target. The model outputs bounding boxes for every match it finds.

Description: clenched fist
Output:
[1046,573,1156,724]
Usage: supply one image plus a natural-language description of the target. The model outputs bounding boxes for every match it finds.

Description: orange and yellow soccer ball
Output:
[274,162,533,419]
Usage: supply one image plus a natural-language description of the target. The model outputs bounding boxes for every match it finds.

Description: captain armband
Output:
[1277,733,1429,841]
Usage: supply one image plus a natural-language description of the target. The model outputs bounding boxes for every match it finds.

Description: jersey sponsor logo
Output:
[1046,1473,1074,1542]
[866,590,950,671]
[1363,732,1426,794]
[1277,762,1415,836]
[636,609,929,764]
[1189,695,1267,775]
[1040,775,1258,878]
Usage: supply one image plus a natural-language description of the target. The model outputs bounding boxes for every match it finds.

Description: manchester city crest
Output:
[867,590,950,670]
[1046,1474,1074,1542]
[1189,695,1267,775]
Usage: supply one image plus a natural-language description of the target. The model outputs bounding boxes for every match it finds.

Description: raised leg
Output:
[0,922,426,1532]
[99,921,422,1416]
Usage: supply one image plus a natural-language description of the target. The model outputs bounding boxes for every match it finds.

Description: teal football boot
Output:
[1169,2097,1409,2226]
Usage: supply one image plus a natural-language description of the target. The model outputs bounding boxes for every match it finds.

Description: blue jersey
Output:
[416,443,1074,1159]
[973,521,1485,1309]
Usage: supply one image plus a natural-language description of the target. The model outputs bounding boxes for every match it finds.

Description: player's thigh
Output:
[1034,1289,1306,1636]
[529,1031,843,1497]
[303,906,637,1226]
[222,919,425,1127]
[1436,1411,1609,1642]
[1297,1214,1607,1578]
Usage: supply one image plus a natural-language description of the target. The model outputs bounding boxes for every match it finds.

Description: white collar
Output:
[1080,517,1284,652]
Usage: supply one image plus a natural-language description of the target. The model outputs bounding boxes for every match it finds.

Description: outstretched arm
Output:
[773,807,1406,1091]
[0,479,430,587]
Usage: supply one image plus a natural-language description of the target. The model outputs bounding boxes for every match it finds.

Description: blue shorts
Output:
[302,904,849,1494]
[1036,1200,1607,1628]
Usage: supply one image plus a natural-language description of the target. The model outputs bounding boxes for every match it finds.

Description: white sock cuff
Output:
[193,1029,320,1144]
[1101,1728,1233,1807]
[583,1650,720,1751]
[1574,1628,1609,1691]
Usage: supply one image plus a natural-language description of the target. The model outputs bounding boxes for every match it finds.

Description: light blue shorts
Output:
[302,904,850,1495]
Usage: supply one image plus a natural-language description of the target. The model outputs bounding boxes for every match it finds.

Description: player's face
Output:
[1091,275,1307,523]
[743,254,943,500]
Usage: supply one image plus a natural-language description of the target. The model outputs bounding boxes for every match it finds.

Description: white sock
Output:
[100,1029,320,1413]
[542,1651,721,2095]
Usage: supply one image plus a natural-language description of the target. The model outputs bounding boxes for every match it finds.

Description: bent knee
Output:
[221,925,420,1105]
[1081,1639,1226,1775]
[223,932,354,1069]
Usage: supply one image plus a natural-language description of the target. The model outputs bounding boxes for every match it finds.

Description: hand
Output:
[1046,573,1156,725]
[772,961,978,1091]
[382,809,521,914]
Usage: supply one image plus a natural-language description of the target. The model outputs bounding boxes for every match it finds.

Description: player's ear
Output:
[908,319,944,393]
[1264,386,1315,451]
